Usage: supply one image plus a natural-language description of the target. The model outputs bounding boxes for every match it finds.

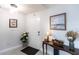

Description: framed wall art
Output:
[50,13,66,30]
[9,19,17,28]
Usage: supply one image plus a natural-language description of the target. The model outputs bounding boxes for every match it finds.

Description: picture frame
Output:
[9,19,17,28]
[50,13,66,30]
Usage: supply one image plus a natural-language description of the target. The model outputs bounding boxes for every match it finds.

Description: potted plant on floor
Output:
[20,32,29,47]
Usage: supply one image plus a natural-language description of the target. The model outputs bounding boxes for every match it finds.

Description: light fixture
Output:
[10,4,17,8]
[9,4,18,13]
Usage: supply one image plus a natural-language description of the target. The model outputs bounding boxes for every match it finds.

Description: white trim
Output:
[0,45,22,54]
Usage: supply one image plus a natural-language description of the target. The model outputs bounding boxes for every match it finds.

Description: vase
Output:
[47,35,49,42]
[69,41,75,51]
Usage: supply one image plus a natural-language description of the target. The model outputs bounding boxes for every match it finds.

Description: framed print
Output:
[50,13,66,30]
[9,19,17,28]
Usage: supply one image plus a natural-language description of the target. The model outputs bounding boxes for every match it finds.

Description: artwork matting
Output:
[9,19,17,28]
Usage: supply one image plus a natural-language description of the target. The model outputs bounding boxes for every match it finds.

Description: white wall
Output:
[41,4,79,47]
[25,4,79,55]
[0,8,25,52]
[25,12,42,49]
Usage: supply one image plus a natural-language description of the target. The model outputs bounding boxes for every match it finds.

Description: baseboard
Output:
[0,45,22,54]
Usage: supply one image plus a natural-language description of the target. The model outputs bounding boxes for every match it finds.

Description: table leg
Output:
[46,44,47,55]
[54,48,59,55]
[42,43,44,55]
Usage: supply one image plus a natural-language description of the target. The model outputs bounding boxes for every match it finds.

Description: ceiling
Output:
[0,4,50,14]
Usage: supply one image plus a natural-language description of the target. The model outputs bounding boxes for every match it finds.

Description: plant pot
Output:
[23,42,28,47]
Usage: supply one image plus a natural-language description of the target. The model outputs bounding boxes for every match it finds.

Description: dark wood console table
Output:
[42,41,79,55]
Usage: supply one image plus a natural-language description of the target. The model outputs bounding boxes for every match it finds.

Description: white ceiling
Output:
[0,4,50,14]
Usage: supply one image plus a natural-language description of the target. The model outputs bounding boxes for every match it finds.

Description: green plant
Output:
[20,32,29,43]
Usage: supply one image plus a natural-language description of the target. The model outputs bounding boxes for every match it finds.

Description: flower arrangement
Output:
[66,31,78,51]
[66,31,78,41]
[20,32,29,43]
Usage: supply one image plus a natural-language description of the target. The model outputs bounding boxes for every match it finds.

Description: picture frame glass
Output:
[9,19,17,28]
[50,13,66,30]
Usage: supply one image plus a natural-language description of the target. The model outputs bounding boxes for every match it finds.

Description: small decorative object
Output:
[44,36,48,42]
[46,32,50,42]
[9,19,17,28]
[50,13,66,30]
[46,30,52,42]
[66,31,78,51]
[20,32,29,46]
[53,39,64,47]
[49,36,53,41]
